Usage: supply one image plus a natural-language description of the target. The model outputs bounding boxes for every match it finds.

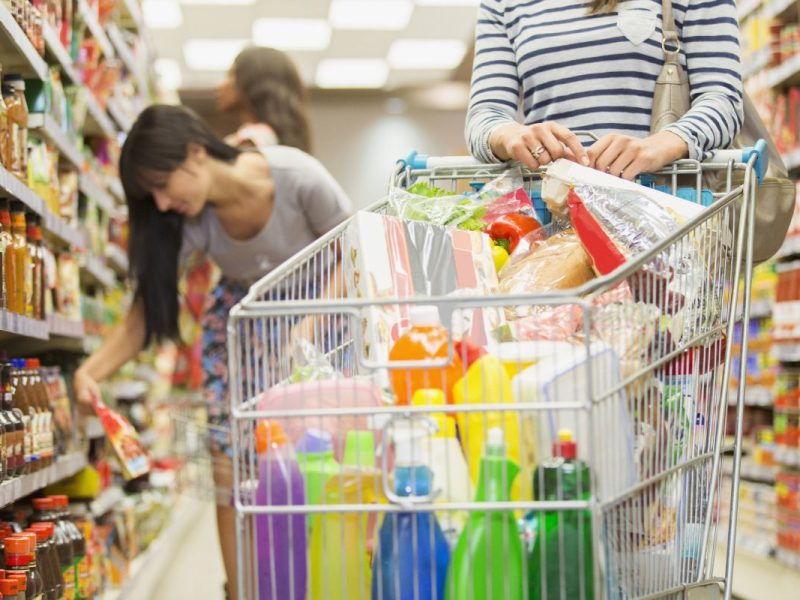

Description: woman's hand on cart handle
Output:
[489,121,590,170]
[589,131,688,180]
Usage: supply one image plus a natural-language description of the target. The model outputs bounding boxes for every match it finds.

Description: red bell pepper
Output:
[487,213,541,254]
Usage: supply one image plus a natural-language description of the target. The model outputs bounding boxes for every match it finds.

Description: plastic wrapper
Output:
[289,339,339,382]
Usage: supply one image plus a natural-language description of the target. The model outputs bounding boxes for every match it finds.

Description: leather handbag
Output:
[651,0,796,264]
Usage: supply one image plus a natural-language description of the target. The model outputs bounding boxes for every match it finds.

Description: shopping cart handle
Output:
[399,151,484,170]
[706,140,768,183]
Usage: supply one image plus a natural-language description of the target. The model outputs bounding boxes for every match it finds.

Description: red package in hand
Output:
[92,398,150,480]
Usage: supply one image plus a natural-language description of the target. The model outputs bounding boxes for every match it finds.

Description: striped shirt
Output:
[466,0,744,162]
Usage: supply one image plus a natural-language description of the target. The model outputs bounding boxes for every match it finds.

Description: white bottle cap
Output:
[487,427,505,451]
[393,421,434,467]
[409,305,441,327]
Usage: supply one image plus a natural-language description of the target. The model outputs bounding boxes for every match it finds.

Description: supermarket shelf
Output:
[715,543,800,600]
[775,405,800,413]
[750,299,773,319]
[738,0,762,21]
[0,310,49,340]
[728,386,772,407]
[764,0,798,21]
[774,342,800,362]
[107,23,148,95]
[79,0,115,60]
[763,53,800,90]
[783,148,800,172]
[106,245,129,275]
[29,113,85,169]
[108,177,124,203]
[777,234,800,259]
[48,314,85,339]
[90,486,125,517]
[80,174,115,214]
[0,3,48,80]
[82,256,116,289]
[43,210,86,248]
[0,162,43,215]
[43,23,80,85]
[119,0,144,31]
[774,446,800,467]
[742,48,770,81]
[86,95,118,140]
[0,452,87,508]
[105,496,204,600]
[107,98,134,133]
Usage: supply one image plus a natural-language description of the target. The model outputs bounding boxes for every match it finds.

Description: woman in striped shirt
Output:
[467,0,743,180]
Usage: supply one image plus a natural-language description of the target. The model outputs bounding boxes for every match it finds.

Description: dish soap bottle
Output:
[446,427,523,600]
[388,305,463,405]
[372,423,450,600]
[528,429,593,600]
[295,428,340,507]
[254,420,306,600]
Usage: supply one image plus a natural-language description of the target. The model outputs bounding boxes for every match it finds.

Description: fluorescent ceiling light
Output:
[388,39,467,69]
[154,58,183,90]
[183,39,248,70]
[143,0,182,29]
[416,0,480,5]
[252,19,331,51]
[329,0,413,31]
[316,59,389,88]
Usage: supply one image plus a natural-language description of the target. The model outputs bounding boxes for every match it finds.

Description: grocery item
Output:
[295,429,340,507]
[54,254,80,322]
[49,496,84,600]
[4,76,28,182]
[307,470,384,600]
[388,305,464,406]
[28,500,74,600]
[0,69,9,171]
[10,360,33,473]
[451,355,525,497]
[527,429,594,600]
[491,242,508,272]
[10,203,27,316]
[26,526,62,600]
[372,423,450,600]
[254,421,306,600]
[487,212,541,253]
[0,200,13,310]
[445,428,523,600]
[2,361,24,477]
[25,217,44,320]
[90,397,150,481]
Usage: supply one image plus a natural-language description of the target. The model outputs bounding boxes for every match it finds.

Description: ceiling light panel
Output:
[143,0,183,29]
[252,19,332,51]
[183,39,248,70]
[388,39,467,69]
[329,0,414,31]
[316,59,389,88]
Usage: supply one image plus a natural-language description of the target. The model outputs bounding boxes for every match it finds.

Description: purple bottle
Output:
[254,420,307,600]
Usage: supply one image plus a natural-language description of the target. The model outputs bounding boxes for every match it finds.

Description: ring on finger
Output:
[531,145,546,159]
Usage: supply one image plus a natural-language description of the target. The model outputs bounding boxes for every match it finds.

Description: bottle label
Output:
[62,564,76,600]
[77,557,90,598]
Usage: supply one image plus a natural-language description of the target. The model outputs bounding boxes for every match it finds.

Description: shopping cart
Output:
[227,144,765,600]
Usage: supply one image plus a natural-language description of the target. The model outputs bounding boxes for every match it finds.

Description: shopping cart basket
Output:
[228,144,766,600]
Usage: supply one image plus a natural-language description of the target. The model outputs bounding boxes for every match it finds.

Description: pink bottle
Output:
[254,420,307,600]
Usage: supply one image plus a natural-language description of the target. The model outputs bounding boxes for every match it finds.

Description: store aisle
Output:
[152,499,226,600]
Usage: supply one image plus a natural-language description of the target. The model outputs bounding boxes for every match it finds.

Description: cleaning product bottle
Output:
[528,429,593,600]
[254,420,306,600]
[411,389,472,543]
[452,355,526,499]
[446,427,524,600]
[308,468,384,600]
[372,423,450,600]
[388,305,463,405]
[295,428,340,507]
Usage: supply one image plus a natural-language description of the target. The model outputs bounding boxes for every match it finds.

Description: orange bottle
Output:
[0,200,14,311]
[10,203,27,316]
[388,305,464,405]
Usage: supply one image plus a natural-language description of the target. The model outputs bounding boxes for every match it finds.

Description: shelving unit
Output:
[29,113,85,170]
[0,3,48,80]
[0,452,87,508]
[80,174,117,214]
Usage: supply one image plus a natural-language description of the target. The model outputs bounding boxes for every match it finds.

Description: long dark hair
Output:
[232,46,312,153]
[120,104,241,345]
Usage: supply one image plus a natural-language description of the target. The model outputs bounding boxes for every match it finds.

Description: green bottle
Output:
[446,427,524,600]
[295,428,340,507]
[528,429,594,600]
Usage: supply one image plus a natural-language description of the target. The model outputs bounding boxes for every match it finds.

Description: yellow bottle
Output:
[452,355,530,500]
[10,203,27,315]
[308,469,385,600]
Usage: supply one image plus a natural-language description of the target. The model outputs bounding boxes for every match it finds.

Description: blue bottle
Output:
[372,426,450,600]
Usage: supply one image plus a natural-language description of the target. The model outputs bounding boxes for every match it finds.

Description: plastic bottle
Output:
[452,355,525,498]
[388,305,464,406]
[2,360,24,478]
[19,533,44,600]
[528,429,593,600]
[372,423,450,600]
[24,529,56,600]
[25,218,43,321]
[295,429,340,508]
[4,76,27,182]
[446,427,524,600]
[254,420,306,600]
[0,200,14,312]
[307,469,384,600]
[5,535,42,600]
[25,361,51,468]
[9,204,26,316]
[410,389,472,543]
[47,497,81,600]
[9,361,32,473]
[29,525,63,600]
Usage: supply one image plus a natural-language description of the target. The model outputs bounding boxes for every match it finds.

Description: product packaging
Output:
[91,397,150,481]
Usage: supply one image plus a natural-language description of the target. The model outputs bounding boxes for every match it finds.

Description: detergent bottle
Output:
[528,429,593,600]
[372,422,450,600]
[411,389,472,543]
[388,305,464,405]
[308,468,384,600]
[452,355,527,500]
[295,428,340,507]
[254,420,306,600]
[446,427,524,600]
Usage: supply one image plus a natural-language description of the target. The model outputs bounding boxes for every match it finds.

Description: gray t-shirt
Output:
[179,145,352,282]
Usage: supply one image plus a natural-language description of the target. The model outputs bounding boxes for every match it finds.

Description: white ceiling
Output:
[145,0,480,91]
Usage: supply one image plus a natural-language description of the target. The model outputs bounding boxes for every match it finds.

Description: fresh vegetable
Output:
[488,213,541,254]
[492,244,509,273]
[407,181,449,197]
[393,193,488,232]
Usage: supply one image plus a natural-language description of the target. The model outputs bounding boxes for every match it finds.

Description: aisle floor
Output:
[152,499,226,600]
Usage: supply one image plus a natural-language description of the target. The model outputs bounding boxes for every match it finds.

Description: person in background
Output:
[216,46,312,152]
[466,0,743,179]
[72,105,351,600]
